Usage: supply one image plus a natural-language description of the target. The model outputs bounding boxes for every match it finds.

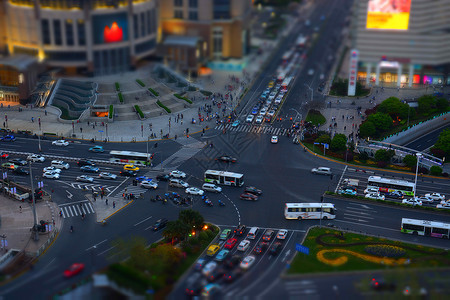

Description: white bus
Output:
[109,150,151,166]
[367,176,415,196]
[204,170,244,187]
[401,218,450,239]
[284,203,336,220]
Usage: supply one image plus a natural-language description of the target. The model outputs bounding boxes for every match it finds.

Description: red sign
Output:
[104,22,123,43]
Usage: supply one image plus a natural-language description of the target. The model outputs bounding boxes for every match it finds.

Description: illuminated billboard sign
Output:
[93,13,128,44]
[366,0,411,30]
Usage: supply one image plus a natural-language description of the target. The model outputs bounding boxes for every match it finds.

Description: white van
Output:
[51,160,70,170]
[311,167,331,175]
[202,183,222,193]
[169,178,189,188]
[247,227,259,240]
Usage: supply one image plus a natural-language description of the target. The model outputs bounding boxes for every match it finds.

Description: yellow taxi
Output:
[268,81,274,88]
[123,164,140,172]
[206,244,220,256]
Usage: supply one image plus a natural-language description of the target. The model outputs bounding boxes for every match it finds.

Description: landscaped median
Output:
[134,105,144,119]
[157,100,171,113]
[174,93,193,104]
[287,227,450,274]
[148,87,158,96]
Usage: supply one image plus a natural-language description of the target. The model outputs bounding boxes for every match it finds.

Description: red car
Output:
[224,238,237,249]
[240,193,258,201]
[63,263,85,278]
[0,152,9,159]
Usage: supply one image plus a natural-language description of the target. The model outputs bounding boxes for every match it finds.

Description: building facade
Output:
[352,0,450,87]
[159,0,252,74]
[1,0,158,76]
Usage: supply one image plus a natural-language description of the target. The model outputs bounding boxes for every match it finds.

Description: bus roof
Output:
[368,176,414,186]
[285,203,335,208]
[109,150,150,158]
[205,170,244,178]
[402,218,450,229]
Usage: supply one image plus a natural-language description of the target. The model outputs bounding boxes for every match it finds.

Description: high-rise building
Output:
[159,0,252,75]
[352,0,450,87]
[1,0,158,76]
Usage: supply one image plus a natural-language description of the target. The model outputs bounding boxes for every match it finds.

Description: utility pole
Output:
[29,162,39,241]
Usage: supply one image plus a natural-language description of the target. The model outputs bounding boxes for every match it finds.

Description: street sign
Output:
[295,243,309,255]
[98,130,104,133]
[314,142,320,145]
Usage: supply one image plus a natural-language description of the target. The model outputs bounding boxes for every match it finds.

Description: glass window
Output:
[174,9,183,19]
[77,20,85,46]
[65,20,74,46]
[135,39,156,54]
[141,12,146,37]
[213,0,230,19]
[432,227,449,235]
[133,14,139,39]
[53,20,62,45]
[189,11,198,20]
[41,19,51,45]
[174,0,183,7]
[146,10,152,35]
[403,223,424,232]
[45,51,86,61]
[189,0,197,7]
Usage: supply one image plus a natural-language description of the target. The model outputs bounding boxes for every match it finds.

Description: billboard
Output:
[93,13,128,44]
[366,0,411,30]
[348,49,359,96]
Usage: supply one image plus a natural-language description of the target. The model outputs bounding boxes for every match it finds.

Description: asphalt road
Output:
[404,124,450,151]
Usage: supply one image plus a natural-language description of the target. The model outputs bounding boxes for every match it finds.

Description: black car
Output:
[10,159,27,166]
[370,277,396,291]
[184,273,205,296]
[77,160,96,167]
[253,242,269,255]
[234,224,246,236]
[269,242,283,256]
[216,155,237,163]
[152,218,168,231]
[119,170,138,177]
[223,255,241,269]
[223,268,242,283]
[244,186,262,195]
[207,267,226,282]
[386,191,404,199]
[14,167,29,175]
[156,173,170,181]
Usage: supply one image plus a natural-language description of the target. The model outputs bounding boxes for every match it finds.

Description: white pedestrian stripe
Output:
[59,202,95,219]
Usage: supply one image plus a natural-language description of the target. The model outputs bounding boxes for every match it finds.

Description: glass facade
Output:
[77,19,85,46]
[65,20,74,46]
[189,0,198,8]
[174,10,183,19]
[189,11,198,20]
[94,47,130,76]
[53,20,62,45]
[213,0,230,19]
[174,0,183,7]
[41,19,51,45]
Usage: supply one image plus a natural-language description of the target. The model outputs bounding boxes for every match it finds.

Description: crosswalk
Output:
[284,280,319,299]
[59,201,95,218]
[343,203,376,223]
[215,123,291,136]
[68,182,115,192]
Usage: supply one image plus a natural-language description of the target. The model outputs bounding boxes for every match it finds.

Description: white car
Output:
[308,69,314,76]
[237,240,251,251]
[52,140,69,146]
[246,114,254,123]
[27,154,45,162]
[267,110,276,117]
[43,166,61,173]
[277,229,288,240]
[365,193,385,200]
[170,170,186,178]
[141,180,158,189]
[415,196,434,204]
[363,187,379,194]
[425,193,445,202]
[99,172,117,180]
[202,261,217,277]
[43,171,60,179]
[319,73,325,80]
[402,198,422,206]
[240,255,256,270]
[259,108,267,116]
[255,115,264,124]
[271,136,278,144]
[76,175,94,183]
[436,203,450,209]
[186,187,204,196]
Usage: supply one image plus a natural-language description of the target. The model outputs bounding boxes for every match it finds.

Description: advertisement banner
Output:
[92,13,128,44]
[348,49,359,96]
[366,0,412,30]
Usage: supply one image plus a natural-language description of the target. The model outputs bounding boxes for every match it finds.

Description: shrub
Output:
[430,166,443,176]
[115,82,120,91]
[436,97,449,112]
[109,105,113,119]
[364,245,406,258]
[118,92,124,103]
[418,166,429,174]
[200,90,213,96]
[157,100,171,113]
[148,87,159,96]
[134,105,144,119]
[107,263,150,294]
[174,93,193,104]
[359,121,376,138]
[403,154,417,168]
[330,134,347,152]
[315,134,331,144]
[188,85,197,91]
[358,152,369,161]
[136,79,145,87]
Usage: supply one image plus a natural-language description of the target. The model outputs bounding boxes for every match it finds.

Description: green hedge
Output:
[107,263,150,294]
[148,88,159,96]
[134,105,144,119]
[136,79,145,87]
[200,90,212,96]
[174,93,192,104]
[118,92,124,103]
[109,105,113,119]
[115,82,120,91]
[157,100,171,113]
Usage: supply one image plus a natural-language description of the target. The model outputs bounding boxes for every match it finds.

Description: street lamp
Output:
[413,153,422,198]
[28,161,39,241]
[304,83,313,103]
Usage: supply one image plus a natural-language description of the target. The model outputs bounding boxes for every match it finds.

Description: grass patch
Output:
[200,90,212,96]
[148,87,158,96]
[174,93,193,104]
[115,82,120,91]
[134,105,144,119]
[157,100,171,113]
[136,79,145,87]
[118,92,124,103]
[52,105,78,120]
[306,109,326,126]
[109,105,113,119]
[288,227,450,274]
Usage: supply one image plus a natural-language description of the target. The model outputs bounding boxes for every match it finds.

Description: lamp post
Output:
[413,153,422,198]
[28,162,39,241]
[304,83,313,103]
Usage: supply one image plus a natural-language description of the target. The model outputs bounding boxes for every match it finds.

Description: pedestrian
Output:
[105,198,108,205]
[113,201,116,208]
[19,205,22,213]
[100,193,103,200]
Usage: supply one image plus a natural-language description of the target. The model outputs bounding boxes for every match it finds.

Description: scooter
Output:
[218,200,225,206]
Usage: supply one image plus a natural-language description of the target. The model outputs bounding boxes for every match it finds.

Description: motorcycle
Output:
[218,200,225,206]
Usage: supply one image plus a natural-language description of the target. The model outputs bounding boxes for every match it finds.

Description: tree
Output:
[417,95,437,116]
[330,134,347,152]
[367,112,393,133]
[433,128,450,157]
[436,98,449,112]
[110,236,151,270]
[359,121,376,138]
[377,97,410,120]
[375,149,389,162]
[430,166,443,176]
[315,134,331,144]
[179,209,204,232]
[403,155,417,168]
[163,220,190,245]
[148,243,183,278]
